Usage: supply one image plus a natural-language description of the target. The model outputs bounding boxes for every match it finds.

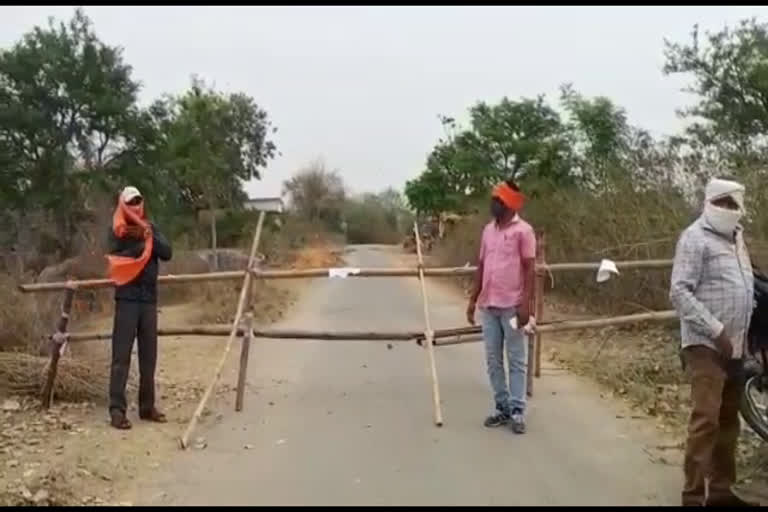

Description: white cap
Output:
[120,186,142,203]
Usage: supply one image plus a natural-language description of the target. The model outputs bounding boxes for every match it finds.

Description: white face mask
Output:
[704,202,743,236]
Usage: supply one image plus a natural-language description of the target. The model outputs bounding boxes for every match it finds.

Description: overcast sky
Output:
[3,6,768,199]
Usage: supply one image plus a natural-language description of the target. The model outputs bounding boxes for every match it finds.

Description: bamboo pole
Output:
[41,283,76,409]
[179,211,266,450]
[66,327,422,343]
[413,222,444,427]
[534,232,546,379]
[62,309,678,345]
[18,259,675,293]
[235,313,253,412]
[434,310,678,346]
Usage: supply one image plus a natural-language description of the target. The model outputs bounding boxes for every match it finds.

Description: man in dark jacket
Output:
[107,186,172,430]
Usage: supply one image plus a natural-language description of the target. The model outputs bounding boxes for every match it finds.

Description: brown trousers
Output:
[682,345,744,506]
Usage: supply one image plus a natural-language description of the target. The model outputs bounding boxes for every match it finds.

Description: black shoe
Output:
[706,492,760,507]
[483,412,510,428]
[510,408,526,434]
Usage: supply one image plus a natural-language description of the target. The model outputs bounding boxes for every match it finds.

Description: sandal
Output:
[110,412,132,430]
[139,408,167,423]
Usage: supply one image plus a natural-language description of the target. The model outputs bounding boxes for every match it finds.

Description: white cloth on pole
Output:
[596,259,620,283]
[328,267,361,279]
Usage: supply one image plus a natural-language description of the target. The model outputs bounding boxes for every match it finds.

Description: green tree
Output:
[0,8,143,252]
[559,83,631,187]
[163,77,276,268]
[468,96,571,182]
[406,96,575,214]
[663,18,768,171]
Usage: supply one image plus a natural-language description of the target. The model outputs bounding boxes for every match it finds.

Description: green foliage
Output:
[0,8,277,260]
[664,18,768,154]
[0,8,142,250]
[162,77,275,212]
[343,189,413,244]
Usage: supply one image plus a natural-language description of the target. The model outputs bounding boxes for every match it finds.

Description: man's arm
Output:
[669,230,731,358]
[467,232,486,325]
[151,225,173,262]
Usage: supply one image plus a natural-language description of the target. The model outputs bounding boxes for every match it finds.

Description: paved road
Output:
[142,245,680,506]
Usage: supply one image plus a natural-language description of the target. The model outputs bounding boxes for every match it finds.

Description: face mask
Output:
[704,202,743,236]
[490,198,508,220]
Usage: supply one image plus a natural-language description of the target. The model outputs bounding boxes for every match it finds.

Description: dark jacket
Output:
[107,223,173,303]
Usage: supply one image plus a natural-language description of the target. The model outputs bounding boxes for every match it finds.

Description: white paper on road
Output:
[328,267,361,279]
[596,259,620,283]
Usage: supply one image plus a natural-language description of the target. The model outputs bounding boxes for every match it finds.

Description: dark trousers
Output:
[109,300,158,415]
[681,345,744,506]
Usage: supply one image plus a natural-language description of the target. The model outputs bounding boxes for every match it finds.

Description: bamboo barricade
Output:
[22,241,676,428]
[41,283,77,409]
[17,259,674,293]
[235,313,254,412]
[179,211,265,450]
[413,222,444,427]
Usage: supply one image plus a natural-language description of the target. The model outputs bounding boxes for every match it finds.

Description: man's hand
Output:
[466,301,476,326]
[517,305,530,327]
[143,226,152,240]
[714,329,734,362]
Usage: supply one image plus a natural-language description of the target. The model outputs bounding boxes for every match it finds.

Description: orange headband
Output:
[492,183,525,211]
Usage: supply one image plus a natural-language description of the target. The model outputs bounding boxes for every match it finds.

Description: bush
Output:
[343,199,402,245]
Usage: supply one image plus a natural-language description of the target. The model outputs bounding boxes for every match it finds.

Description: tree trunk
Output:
[210,207,218,271]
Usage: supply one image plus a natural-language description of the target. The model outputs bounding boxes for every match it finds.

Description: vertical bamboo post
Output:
[41,283,76,409]
[235,313,253,412]
[413,222,444,427]
[534,232,546,378]
[179,211,265,449]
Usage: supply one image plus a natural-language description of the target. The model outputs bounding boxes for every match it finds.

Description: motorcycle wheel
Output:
[740,373,768,442]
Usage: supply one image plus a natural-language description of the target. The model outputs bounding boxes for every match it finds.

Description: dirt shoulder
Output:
[0,242,343,506]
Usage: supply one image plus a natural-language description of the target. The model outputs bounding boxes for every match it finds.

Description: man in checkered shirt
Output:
[669,177,756,507]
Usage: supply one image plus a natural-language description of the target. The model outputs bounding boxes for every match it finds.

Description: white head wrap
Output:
[704,178,745,210]
[703,178,745,236]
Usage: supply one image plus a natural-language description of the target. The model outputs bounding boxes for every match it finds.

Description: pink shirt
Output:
[476,217,536,309]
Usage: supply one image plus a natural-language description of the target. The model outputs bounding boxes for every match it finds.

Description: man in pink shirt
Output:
[466,179,536,433]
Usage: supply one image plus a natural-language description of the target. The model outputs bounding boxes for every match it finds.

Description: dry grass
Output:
[0,351,136,403]
[0,273,55,354]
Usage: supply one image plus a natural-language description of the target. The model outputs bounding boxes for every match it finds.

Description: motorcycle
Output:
[741,270,768,441]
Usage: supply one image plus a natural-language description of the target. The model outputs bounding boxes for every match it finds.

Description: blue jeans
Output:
[479,306,528,415]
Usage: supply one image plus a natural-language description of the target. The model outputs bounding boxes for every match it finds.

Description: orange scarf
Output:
[492,182,525,210]
[106,199,154,286]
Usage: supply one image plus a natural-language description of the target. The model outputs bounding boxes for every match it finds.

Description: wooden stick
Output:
[413,222,444,427]
[534,232,546,379]
[179,211,266,450]
[41,284,76,409]
[63,309,678,345]
[235,313,253,412]
[18,259,675,292]
[66,327,422,342]
[20,271,245,292]
[435,310,678,346]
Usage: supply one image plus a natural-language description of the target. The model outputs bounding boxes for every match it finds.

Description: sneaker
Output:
[483,411,510,428]
[510,409,526,434]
